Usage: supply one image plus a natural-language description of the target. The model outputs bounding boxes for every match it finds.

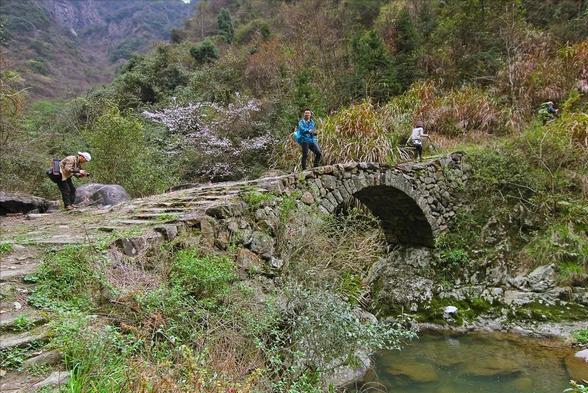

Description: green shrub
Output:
[51,311,139,392]
[263,283,415,388]
[435,249,470,279]
[217,8,234,43]
[0,347,27,370]
[523,222,588,271]
[190,39,219,64]
[26,58,49,75]
[28,246,106,311]
[439,249,469,267]
[171,249,237,300]
[572,328,588,344]
[240,187,275,208]
[11,315,35,332]
[83,106,177,197]
[0,242,13,254]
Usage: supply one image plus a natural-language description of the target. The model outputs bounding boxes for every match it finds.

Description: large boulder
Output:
[75,184,129,207]
[0,192,56,215]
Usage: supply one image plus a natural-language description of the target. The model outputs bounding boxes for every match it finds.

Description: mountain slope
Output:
[0,0,194,99]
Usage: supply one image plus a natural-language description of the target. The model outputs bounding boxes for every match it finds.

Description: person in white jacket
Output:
[410,121,429,161]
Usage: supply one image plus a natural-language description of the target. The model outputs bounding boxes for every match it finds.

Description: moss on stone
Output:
[415,297,495,325]
[507,301,588,322]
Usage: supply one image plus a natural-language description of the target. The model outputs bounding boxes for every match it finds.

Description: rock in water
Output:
[565,350,588,381]
[462,357,522,377]
[384,361,439,383]
[75,184,129,207]
[0,192,55,215]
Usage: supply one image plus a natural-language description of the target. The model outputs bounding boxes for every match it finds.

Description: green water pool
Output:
[355,332,579,393]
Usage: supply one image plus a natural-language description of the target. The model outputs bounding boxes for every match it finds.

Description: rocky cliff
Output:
[0,0,193,99]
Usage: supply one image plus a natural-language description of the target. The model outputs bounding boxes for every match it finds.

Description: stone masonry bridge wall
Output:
[112,152,470,272]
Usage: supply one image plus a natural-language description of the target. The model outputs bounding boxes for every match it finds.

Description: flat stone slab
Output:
[0,263,38,282]
[0,327,49,350]
[33,371,70,389]
[24,350,62,368]
[0,311,45,330]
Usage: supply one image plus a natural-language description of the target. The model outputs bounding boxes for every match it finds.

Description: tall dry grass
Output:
[272,100,404,170]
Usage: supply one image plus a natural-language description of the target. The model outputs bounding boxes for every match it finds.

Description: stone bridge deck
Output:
[1,152,468,250]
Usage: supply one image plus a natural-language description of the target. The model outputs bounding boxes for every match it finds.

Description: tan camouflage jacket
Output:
[60,155,81,180]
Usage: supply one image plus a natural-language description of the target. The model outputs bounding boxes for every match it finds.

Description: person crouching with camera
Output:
[293,109,322,170]
[47,151,91,210]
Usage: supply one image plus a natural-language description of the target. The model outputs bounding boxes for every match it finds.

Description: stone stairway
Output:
[0,246,65,392]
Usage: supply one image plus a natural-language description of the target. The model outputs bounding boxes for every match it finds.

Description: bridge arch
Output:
[349,185,435,247]
[318,174,438,248]
[191,153,465,260]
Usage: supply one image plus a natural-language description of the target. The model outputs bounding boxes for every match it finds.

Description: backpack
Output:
[50,158,61,176]
[292,129,303,145]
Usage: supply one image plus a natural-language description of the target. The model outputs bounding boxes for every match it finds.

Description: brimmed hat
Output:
[78,152,92,162]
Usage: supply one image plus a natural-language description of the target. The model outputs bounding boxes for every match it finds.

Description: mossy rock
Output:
[507,301,588,322]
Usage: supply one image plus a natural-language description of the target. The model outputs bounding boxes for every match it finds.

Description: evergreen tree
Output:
[351,30,400,101]
[217,8,234,43]
[394,7,420,91]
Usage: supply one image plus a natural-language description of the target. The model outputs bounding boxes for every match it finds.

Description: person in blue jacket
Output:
[292,109,322,170]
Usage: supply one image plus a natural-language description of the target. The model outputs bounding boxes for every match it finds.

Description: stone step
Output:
[0,262,38,282]
[0,300,31,315]
[0,311,46,331]
[1,369,71,393]
[0,326,50,350]
[113,219,161,226]
[33,371,70,390]
[132,213,180,220]
[134,208,187,214]
[22,237,83,245]
[23,350,62,368]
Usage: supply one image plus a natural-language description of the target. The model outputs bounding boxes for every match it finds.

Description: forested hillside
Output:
[0,0,193,98]
[3,0,586,195]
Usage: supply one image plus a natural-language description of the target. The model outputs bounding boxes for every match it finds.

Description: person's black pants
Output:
[301,141,322,170]
[413,142,423,160]
[47,171,76,207]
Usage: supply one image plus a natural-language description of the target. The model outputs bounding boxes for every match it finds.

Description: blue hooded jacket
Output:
[294,119,317,144]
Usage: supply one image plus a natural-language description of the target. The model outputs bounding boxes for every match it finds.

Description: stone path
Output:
[0,245,63,392]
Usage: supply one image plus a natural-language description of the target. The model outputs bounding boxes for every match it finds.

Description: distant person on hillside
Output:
[538,101,559,124]
[410,121,429,161]
[292,109,322,170]
[46,152,91,210]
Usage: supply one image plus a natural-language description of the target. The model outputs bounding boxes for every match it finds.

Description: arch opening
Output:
[346,185,435,247]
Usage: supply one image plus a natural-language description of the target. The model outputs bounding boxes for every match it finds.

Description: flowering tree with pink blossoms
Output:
[143,95,273,181]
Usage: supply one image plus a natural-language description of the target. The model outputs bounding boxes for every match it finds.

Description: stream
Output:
[355,332,576,393]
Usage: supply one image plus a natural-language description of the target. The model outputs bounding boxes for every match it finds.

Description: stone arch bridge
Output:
[106,152,470,263]
[1,153,469,265]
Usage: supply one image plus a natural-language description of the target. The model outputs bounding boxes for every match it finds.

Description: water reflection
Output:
[355,332,575,393]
